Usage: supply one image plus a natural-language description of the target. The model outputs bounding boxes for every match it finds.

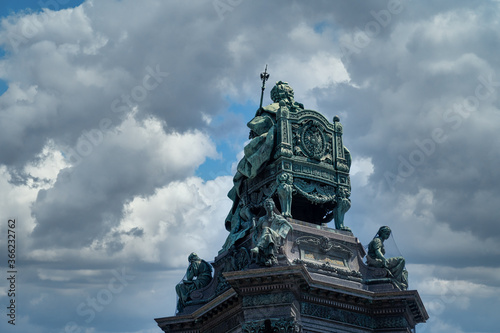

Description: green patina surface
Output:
[366,226,408,290]
[222,78,353,257]
[167,71,421,331]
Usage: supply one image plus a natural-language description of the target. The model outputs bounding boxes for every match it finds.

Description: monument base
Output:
[155,221,427,332]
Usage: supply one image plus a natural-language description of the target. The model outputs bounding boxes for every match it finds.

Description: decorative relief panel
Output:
[243,292,295,308]
[301,302,374,329]
[301,120,326,160]
[293,235,354,269]
[375,316,409,329]
[293,259,363,280]
[289,163,335,182]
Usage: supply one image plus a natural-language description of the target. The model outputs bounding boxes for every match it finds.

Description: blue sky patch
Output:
[0,0,86,18]
[196,100,258,180]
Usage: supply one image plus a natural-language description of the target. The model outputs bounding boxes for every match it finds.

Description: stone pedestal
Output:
[155,220,428,332]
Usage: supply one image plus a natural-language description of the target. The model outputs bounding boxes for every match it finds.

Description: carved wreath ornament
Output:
[301,120,326,160]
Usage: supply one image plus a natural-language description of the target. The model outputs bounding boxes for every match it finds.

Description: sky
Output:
[0,0,499,332]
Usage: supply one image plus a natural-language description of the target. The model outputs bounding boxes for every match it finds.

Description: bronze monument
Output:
[155,67,428,332]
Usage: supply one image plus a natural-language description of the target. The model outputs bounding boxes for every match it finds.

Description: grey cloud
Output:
[1,1,500,332]
[0,0,409,172]
[31,120,215,249]
[309,2,500,249]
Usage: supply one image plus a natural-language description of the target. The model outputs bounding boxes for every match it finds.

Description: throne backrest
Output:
[245,106,351,200]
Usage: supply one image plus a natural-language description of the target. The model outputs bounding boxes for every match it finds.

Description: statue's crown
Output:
[270,81,294,103]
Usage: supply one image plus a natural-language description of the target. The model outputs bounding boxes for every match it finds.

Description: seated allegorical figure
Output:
[225,81,303,231]
[251,198,293,267]
[175,253,212,312]
[366,226,408,290]
[220,197,254,253]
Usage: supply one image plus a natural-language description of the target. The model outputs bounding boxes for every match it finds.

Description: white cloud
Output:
[350,156,374,187]
[270,52,350,110]
[426,318,465,333]
[108,175,232,266]
[30,113,219,249]
[0,0,499,332]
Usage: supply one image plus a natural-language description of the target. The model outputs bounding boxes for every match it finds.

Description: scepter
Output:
[259,64,270,112]
[249,65,270,139]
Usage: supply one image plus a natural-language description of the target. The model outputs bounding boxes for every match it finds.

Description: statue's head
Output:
[263,198,275,212]
[377,226,391,239]
[188,252,200,263]
[270,81,294,103]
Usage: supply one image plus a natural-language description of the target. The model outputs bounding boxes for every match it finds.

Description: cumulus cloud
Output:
[316,0,500,246]
[112,175,232,265]
[0,0,499,332]
[31,114,218,249]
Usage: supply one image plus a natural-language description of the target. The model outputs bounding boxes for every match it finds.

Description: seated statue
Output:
[220,197,254,253]
[225,81,303,229]
[222,79,353,230]
[251,198,293,266]
[366,226,408,290]
[175,253,212,312]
